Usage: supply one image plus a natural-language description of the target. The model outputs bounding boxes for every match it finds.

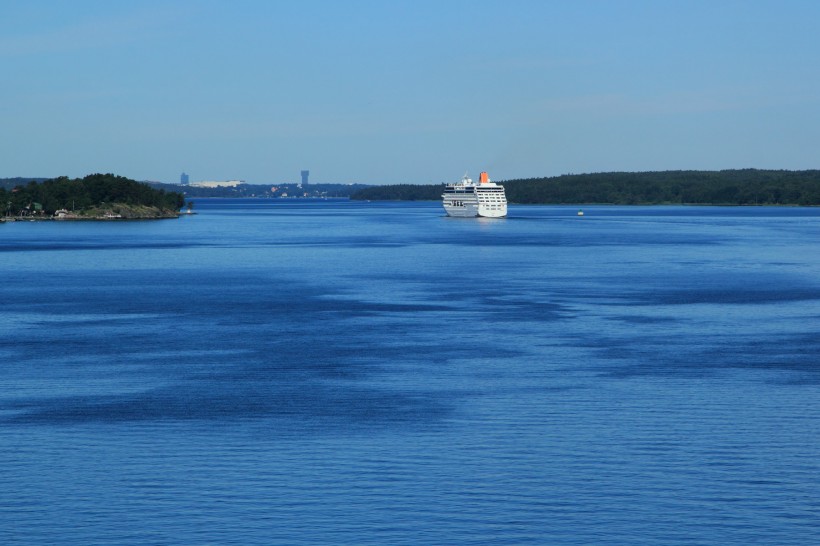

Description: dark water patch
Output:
[425,234,723,248]
[2,270,456,323]
[644,288,820,305]
[0,241,208,252]
[586,269,820,308]
[298,241,409,248]
[0,237,409,254]
[478,298,572,322]
[3,382,453,426]
[232,240,411,249]
[588,332,820,380]
[607,315,679,324]
[428,287,575,321]
[308,299,454,315]
[1,280,486,426]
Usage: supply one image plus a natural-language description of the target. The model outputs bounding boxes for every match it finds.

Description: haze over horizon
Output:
[3,1,819,185]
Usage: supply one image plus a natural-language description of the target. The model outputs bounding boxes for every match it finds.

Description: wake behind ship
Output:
[442,171,507,218]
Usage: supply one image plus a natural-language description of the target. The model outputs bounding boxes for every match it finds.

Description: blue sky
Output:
[2,0,819,185]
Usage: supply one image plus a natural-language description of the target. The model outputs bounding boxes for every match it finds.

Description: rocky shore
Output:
[4,203,180,221]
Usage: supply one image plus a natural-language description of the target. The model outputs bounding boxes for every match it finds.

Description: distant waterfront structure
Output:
[180,172,189,185]
[301,170,309,185]
[189,180,244,188]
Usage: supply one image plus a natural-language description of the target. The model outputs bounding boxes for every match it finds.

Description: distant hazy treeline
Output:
[2,174,184,216]
[350,169,820,205]
[146,182,371,199]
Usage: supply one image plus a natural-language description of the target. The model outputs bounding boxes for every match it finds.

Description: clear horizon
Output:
[3,0,819,185]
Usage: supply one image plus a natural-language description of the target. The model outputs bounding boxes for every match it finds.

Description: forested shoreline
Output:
[1,174,184,218]
[351,169,820,205]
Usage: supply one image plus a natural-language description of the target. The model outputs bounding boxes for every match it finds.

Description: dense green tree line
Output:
[1,173,185,216]
[0,177,47,190]
[504,170,820,205]
[350,169,820,205]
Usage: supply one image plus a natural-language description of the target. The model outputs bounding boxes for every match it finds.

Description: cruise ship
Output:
[442,172,507,218]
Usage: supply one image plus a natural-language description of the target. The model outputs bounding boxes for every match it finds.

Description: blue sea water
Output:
[1,200,819,544]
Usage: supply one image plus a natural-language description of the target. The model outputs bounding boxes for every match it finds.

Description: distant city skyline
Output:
[174,170,312,186]
[2,1,819,184]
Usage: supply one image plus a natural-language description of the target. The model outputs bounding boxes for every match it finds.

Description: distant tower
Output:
[301,170,309,185]
[180,172,189,185]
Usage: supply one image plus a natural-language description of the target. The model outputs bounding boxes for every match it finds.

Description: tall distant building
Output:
[301,170,309,185]
[180,172,189,185]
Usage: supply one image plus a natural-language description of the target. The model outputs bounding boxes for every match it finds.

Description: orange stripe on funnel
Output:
[479,172,489,184]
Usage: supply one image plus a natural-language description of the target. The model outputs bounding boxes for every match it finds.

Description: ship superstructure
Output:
[442,172,507,218]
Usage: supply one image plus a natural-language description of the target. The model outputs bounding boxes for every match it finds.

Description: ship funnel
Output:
[479,172,490,184]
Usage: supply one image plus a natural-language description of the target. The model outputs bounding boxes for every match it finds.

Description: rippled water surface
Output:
[2,200,819,544]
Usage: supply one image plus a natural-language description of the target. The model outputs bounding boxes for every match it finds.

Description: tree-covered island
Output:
[1,173,185,219]
[350,169,820,206]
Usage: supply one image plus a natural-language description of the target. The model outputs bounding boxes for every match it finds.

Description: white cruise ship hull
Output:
[443,202,507,218]
[442,171,507,218]
[443,202,480,217]
[477,204,507,218]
